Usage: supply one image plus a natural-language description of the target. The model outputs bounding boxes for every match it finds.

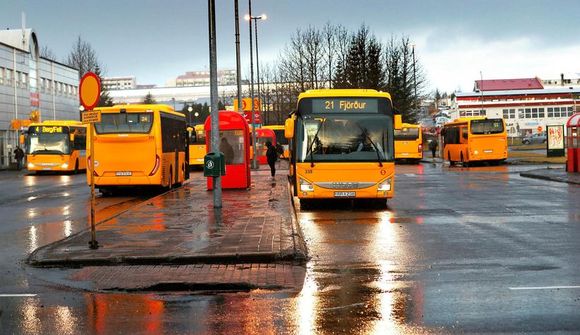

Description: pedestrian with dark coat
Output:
[265,141,277,177]
[14,146,25,171]
[428,139,438,158]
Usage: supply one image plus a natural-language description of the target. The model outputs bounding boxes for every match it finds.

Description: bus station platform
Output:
[29,161,307,268]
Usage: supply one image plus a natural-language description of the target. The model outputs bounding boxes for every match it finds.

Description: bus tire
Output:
[168,168,173,190]
[73,160,79,174]
[299,199,312,210]
[448,152,454,166]
[460,153,469,167]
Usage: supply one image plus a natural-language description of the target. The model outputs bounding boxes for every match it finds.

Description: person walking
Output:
[428,139,438,159]
[265,141,278,178]
[14,146,25,171]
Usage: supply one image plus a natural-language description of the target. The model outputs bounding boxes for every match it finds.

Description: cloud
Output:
[419,33,580,92]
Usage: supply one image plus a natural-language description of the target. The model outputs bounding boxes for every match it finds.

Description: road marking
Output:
[509,286,580,290]
[404,173,416,177]
[0,294,38,297]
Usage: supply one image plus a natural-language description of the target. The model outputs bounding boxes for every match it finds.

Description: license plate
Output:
[115,171,132,176]
[484,150,493,153]
[334,191,356,198]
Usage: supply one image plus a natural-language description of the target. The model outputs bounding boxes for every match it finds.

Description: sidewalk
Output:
[519,167,580,185]
[29,161,307,268]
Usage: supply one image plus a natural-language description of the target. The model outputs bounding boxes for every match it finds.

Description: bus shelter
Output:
[255,128,276,165]
[566,112,580,172]
[204,111,251,189]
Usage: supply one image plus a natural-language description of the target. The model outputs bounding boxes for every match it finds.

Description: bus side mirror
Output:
[284,118,294,139]
[394,115,402,130]
[19,134,25,145]
[69,133,75,142]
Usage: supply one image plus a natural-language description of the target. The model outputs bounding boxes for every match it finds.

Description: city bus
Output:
[394,123,423,163]
[285,89,402,207]
[88,104,187,193]
[256,128,276,165]
[442,117,507,166]
[262,124,290,158]
[25,120,87,174]
[187,123,206,169]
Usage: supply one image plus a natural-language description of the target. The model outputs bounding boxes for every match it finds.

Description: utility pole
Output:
[234,0,243,113]
[248,0,258,169]
[208,0,221,208]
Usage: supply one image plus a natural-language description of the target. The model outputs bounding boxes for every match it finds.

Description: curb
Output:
[519,171,580,185]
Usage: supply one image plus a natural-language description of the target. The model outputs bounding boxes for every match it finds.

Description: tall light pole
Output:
[208,0,222,208]
[246,0,257,169]
[247,14,266,125]
[234,0,243,114]
[187,105,193,125]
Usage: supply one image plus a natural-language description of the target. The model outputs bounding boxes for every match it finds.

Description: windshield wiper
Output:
[305,119,325,167]
[357,125,383,167]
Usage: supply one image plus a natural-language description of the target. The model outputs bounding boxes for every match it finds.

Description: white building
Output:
[174,69,237,87]
[452,78,579,137]
[0,28,79,168]
[102,76,136,90]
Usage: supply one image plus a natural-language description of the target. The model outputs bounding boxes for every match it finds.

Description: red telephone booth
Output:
[204,111,251,189]
[256,128,276,165]
[566,112,580,173]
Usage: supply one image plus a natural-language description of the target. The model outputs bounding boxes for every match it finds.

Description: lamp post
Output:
[187,105,193,125]
[246,14,266,125]
[246,0,258,169]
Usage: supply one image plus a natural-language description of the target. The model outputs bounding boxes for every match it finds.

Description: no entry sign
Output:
[79,72,101,111]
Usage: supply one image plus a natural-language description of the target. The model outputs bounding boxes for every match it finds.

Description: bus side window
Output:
[461,127,468,143]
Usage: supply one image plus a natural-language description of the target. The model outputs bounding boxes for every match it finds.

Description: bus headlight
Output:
[377,179,391,191]
[27,162,35,169]
[61,163,69,169]
[300,179,314,192]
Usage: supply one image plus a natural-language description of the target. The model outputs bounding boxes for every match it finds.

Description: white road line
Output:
[0,294,38,297]
[509,286,580,290]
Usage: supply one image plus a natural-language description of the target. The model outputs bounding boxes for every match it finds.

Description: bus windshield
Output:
[27,132,71,155]
[95,113,153,134]
[394,128,419,140]
[471,119,504,135]
[297,114,393,163]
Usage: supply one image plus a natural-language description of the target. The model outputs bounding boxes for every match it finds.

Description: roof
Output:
[475,78,543,91]
[29,120,85,127]
[96,104,185,118]
[456,87,580,98]
[567,112,580,127]
[298,89,392,100]
[0,28,34,52]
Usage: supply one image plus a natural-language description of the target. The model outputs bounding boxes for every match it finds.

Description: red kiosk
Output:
[256,128,276,165]
[566,112,580,173]
[204,111,251,189]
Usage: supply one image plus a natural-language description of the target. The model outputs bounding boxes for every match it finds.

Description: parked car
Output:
[522,132,546,144]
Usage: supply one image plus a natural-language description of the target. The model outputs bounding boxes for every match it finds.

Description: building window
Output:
[525,108,531,118]
[509,109,515,119]
[531,108,538,118]
[502,109,508,119]
[554,107,561,118]
[568,106,574,116]
[548,107,553,118]
[518,109,524,119]
[538,108,545,118]
[0,67,3,85]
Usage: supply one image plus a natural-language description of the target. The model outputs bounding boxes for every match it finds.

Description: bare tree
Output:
[66,36,100,79]
[40,46,57,61]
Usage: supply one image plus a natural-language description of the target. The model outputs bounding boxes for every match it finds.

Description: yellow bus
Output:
[25,120,87,174]
[442,117,507,166]
[262,124,289,158]
[88,104,187,193]
[394,123,423,163]
[187,124,206,169]
[285,89,402,207]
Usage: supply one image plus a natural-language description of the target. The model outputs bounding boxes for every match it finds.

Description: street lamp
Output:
[187,105,193,125]
[245,13,266,125]
[245,0,258,169]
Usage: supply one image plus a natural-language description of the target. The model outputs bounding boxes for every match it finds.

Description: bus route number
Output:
[325,100,367,111]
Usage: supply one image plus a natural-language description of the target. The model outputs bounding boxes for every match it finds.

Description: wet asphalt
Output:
[0,163,579,334]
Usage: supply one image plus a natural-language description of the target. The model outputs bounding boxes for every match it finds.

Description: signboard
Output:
[547,124,565,157]
[30,92,40,107]
[79,72,101,111]
[233,98,261,112]
[242,110,262,124]
[82,110,101,124]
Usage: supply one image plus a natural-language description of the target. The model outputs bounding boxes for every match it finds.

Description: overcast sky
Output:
[2,0,579,93]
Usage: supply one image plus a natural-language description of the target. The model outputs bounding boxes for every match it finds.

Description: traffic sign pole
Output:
[79,71,101,249]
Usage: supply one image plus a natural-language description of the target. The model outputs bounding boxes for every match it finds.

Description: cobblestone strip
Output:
[69,263,306,292]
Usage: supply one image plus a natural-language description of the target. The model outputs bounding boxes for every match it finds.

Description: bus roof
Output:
[444,116,497,126]
[28,120,85,127]
[95,104,186,118]
[401,123,421,129]
[298,89,392,101]
[262,125,284,130]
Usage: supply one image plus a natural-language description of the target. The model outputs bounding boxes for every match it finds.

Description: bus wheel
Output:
[299,199,312,210]
[460,153,469,167]
[448,152,454,166]
[73,160,79,174]
[168,169,173,190]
